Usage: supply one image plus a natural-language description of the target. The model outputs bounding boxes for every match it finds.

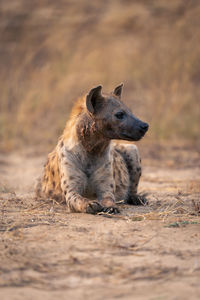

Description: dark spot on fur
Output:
[64,190,67,195]
[105,162,111,168]
[49,190,53,196]
[110,184,113,188]
[127,164,132,172]
[63,180,66,184]
[87,163,91,169]
[116,186,120,192]
[60,141,64,148]
[61,153,64,158]
[85,170,90,178]
[52,170,55,177]
[69,176,74,180]
[137,167,141,172]
[106,123,112,131]
[53,181,55,188]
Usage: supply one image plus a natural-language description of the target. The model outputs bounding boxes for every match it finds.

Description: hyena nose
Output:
[140,122,149,132]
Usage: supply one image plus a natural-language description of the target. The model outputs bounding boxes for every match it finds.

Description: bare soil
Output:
[0,143,200,300]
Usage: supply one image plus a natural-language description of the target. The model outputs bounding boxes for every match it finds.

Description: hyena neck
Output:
[76,114,110,156]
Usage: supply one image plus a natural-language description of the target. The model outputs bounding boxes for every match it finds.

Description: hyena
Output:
[36,84,149,214]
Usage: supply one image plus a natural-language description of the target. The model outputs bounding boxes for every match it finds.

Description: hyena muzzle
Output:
[35,83,149,214]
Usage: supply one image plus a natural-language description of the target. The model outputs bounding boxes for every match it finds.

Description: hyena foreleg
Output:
[117,144,147,205]
[91,161,120,214]
[59,159,102,214]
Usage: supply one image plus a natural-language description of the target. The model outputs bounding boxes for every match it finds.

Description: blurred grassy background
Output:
[0,0,200,151]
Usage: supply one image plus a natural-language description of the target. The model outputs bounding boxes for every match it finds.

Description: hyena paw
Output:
[100,198,120,214]
[127,194,148,206]
[102,206,120,214]
[86,201,103,214]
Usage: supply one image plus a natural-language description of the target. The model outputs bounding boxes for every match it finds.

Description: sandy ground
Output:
[0,143,200,300]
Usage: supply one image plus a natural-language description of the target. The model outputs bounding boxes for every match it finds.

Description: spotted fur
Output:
[36,84,149,214]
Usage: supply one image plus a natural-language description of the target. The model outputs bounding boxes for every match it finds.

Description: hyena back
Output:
[36,84,149,214]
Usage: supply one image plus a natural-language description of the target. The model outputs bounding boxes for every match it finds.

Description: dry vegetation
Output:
[0,0,200,150]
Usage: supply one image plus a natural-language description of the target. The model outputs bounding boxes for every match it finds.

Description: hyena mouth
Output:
[120,133,134,140]
[120,133,142,141]
[120,128,148,141]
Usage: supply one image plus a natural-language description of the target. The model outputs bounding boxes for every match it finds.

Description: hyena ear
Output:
[86,85,103,114]
[113,83,124,98]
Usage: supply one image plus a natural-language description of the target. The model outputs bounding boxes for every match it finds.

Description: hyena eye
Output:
[115,111,126,120]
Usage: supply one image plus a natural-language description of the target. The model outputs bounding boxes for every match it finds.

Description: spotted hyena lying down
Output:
[36,84,149,214]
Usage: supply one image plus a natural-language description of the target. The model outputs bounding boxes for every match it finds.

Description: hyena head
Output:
[86,84,149,141]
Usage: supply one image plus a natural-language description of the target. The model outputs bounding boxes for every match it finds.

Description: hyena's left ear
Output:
[112,83,124,98]
[86,85,103,114]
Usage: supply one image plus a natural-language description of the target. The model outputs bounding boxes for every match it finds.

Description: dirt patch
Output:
[0,144,200,300]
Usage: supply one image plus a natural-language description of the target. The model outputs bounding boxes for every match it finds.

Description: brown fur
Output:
[36,84,148,214]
